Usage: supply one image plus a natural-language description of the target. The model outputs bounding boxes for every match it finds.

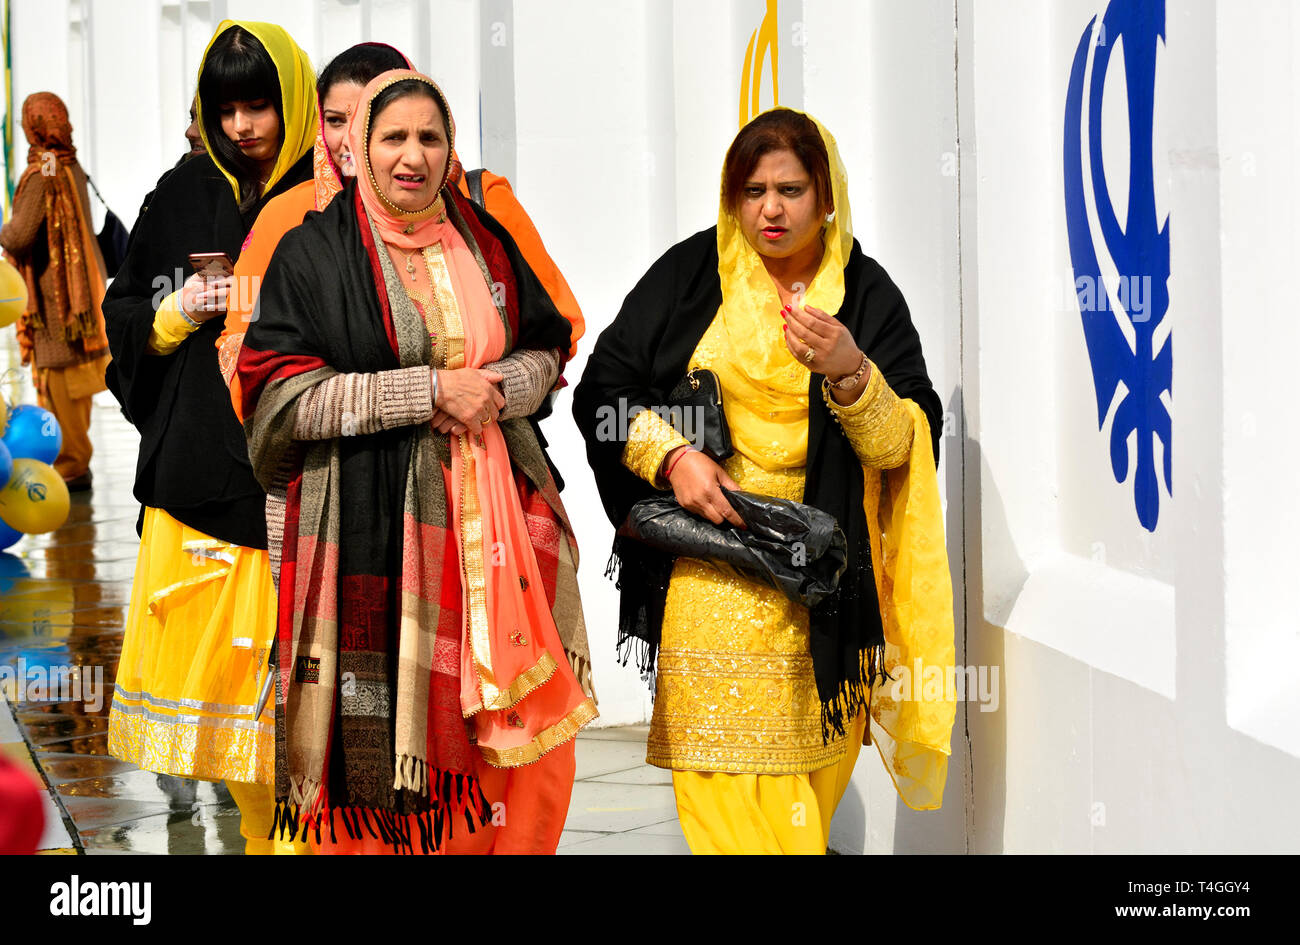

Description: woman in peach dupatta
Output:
[238,70,594,855]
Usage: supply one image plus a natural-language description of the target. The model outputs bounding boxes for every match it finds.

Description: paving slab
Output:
[563,779,679,834]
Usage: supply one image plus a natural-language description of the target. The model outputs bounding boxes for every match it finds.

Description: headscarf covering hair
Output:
[10,92,107,352]
[311,43,412,211]
[715,109,853,412]
[348,69,455,249]
[195,20,317,207]
[22,92,76,166]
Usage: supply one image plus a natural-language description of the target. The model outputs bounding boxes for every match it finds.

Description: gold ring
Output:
[803,348,815,364]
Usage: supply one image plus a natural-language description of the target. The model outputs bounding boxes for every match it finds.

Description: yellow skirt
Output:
[671,711,868,854]
[107,507,277,783]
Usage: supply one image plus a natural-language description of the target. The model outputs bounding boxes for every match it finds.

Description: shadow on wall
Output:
[835,388,1021,853]
[945,428,1018,853]
[829,388,1021,853]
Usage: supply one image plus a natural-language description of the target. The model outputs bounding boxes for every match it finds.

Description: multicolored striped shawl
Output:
[238,179,575,851]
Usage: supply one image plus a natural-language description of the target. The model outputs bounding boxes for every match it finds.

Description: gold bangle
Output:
[828,352,869,390]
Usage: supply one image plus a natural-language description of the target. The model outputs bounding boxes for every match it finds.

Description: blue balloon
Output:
[0,518,22,552]
[0,438,11,489]
[0,550,27,582]
[1,404,61,464]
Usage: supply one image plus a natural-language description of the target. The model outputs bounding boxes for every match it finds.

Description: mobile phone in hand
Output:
[188,252,234,279]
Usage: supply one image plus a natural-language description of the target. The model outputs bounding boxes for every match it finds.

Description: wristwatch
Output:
[827,352,870,390]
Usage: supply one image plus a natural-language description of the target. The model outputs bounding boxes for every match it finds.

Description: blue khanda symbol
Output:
[27,481,46,502]
[1064,0,1171,532]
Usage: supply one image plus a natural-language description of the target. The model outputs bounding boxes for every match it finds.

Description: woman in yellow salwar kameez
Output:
[103,21,318,854]
[575,108,956,854]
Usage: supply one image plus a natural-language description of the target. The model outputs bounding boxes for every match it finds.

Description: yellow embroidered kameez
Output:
[620,112,955,854]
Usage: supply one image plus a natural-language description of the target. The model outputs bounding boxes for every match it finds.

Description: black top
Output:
[104,150,313,548]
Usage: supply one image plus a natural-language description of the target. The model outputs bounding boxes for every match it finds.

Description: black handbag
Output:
[622,489,846,607]
[86,176,129,278]
[666,368,732,462]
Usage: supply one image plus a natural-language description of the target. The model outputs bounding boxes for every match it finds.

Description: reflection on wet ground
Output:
[1,363,247,854]
[1,346,679,856]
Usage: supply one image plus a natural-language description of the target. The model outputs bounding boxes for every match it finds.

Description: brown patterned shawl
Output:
[12,92,108,353]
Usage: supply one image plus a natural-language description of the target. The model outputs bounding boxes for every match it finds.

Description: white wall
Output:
[7,0,1299,854]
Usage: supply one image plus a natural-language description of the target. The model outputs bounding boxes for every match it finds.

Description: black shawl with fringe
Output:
[572,226,941,738]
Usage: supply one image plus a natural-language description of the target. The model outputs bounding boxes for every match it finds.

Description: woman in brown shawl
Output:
[0,92,110,489]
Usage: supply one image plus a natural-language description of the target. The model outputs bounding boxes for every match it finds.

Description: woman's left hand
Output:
[782,303,862,379]
[434,367,506,436]
[430,409,466,435]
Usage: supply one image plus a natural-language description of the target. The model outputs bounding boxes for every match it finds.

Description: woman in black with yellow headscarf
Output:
[575,108,957,854]
[103,20,316,854]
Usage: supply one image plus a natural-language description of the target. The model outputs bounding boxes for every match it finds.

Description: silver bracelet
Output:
[178,306,201,330]
[431,367,440,406]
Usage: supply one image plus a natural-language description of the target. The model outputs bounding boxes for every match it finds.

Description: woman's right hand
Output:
[180,271,232,323]
[433,367,506,436]
[663,446,746,528]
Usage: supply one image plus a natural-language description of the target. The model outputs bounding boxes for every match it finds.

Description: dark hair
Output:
[721,108,832,217]
[198,26,284,213]
[316,43,408,100]
[367,79,449,143]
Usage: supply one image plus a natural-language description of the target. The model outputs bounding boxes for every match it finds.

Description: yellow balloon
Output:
[0,459,69,534]
[0,258,27,329]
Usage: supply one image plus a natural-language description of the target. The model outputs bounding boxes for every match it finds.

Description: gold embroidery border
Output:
[643,739,847,775]
[463,650,558,716]
[476,697,598,768]
[458,434,498,703]
[426,242,464,369]
[108,708,272,784]
[621,409,690,487]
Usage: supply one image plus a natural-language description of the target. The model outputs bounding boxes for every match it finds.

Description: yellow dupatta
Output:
[715,109,956,811]
[196,20,318,203]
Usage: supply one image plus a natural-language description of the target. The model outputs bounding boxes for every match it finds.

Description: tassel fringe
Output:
[268,762,493,854]
[820,643,889,742]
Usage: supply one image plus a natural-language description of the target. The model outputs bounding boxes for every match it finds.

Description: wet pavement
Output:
[0,340,685,855]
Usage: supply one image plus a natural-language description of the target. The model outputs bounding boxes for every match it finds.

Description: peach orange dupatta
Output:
[434,225,595,764]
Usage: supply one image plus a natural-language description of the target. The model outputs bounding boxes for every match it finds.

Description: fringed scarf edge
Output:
[272,766,492,854]
[819,642,890,742]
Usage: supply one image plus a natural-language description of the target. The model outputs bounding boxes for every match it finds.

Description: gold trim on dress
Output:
[621,409,691,486]
[462,650,558,717]
[822,359,914,469]
[458,434,498,702]
[476,697,598,768]
[107,706,272,784]
[424,243,464,369]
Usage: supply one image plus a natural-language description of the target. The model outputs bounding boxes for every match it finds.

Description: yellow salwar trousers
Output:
[224,780,311,856]
[671,712,868,855]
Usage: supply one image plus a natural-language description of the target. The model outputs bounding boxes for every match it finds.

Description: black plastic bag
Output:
[85,175,129,278]
[96,208,130,278]
[622,489,846,607]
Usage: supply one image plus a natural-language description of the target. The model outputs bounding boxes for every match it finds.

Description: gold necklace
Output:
[402,247,446,362]
[397,247,419,280]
